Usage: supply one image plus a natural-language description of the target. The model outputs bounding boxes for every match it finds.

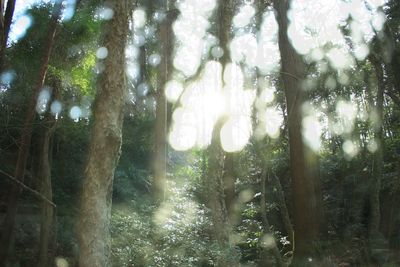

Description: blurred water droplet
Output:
[144,25,156,39]
[0,70,16,86]
[133,34,146,47]
[211,46,224,59]
[36,88,51,114]
[153,10,166,23]
[133,8,147,28]
[50,101,62,116]
[69,106,82,120]
[148,53,161,67]
[10,14,32,41]
[96,47,108,59]
[94,62,105,74]
[137,83,149,96]
[95,6,114,20]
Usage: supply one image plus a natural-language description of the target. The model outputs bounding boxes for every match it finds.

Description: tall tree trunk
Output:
[204,1,239,266]
[260,171,284,267]
[273,0,321,263]
[36,115,56,267]
[222,153,235,221]
[0,2,62,265]
[0,0,16,70]
[153,5,176,203]
[77,1,128,266]
[368,58,384,239]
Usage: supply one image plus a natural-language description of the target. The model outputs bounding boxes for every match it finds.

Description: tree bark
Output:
[203,1,239,266]
[260,171,284,267]
[77,1,128,266]
[153,5,176,203]
[368,59,384,239]
[273,0,321,263]
[0,2,62,265]
[36,115,56,267]
[0,0,16,70]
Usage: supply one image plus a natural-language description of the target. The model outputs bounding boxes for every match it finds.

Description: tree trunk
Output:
[0,0,16,70]
[223,153,235,221]
[273,0,321,263]
[77,1,128,266]
[37,115,56,267]
[368,59,384,238]
[204,1,239,266]
[0,2,62,265]
[260,171,284,267]
[153,5,176,203]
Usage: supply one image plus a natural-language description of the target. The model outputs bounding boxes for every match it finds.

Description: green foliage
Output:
[70,52,96,95]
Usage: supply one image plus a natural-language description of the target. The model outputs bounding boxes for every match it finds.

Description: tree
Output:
[273,0,322,264]
[152,2,176,202]
[77,0,129,266]
[0,0,16,69]
[0,2,62,265]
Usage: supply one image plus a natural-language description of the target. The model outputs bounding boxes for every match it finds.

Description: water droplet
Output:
[137,83,149,96]
[0,70,16,86]
[50,101,62,116]
[69,106,82,120]
[133,34,146,47]
[96,47,108,59]
[95,6,114,20]
[36,88,51,114]
[133,8,147,28]
[211,46,224,59]
[148,53,161,67]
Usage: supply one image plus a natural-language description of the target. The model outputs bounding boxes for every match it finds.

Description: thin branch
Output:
[0,169,56,208]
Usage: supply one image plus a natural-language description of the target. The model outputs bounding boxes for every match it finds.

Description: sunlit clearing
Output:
[233,4,255,28]
[165,80,184,102]
[133,8,147,29]
[69,106,82,121]
[343,139,359,160]
[153,201,174,226]
[94,6,114,20]
[55,257,69,267]
[36,88,51,114]
[220,116,252,152]
[10,14,32,41]
[96,47,108,59]
[302,115,322,152]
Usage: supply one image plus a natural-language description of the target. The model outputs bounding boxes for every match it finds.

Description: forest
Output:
[0,0,399,266]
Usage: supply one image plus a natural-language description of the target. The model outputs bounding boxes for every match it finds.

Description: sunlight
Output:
[165,80,184,102]
[233,4,255,28]
[343,139,360,159]
[220,116,252,152]
[10,14,32,41]
[302,115,322,152]
[133,8,147,29]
